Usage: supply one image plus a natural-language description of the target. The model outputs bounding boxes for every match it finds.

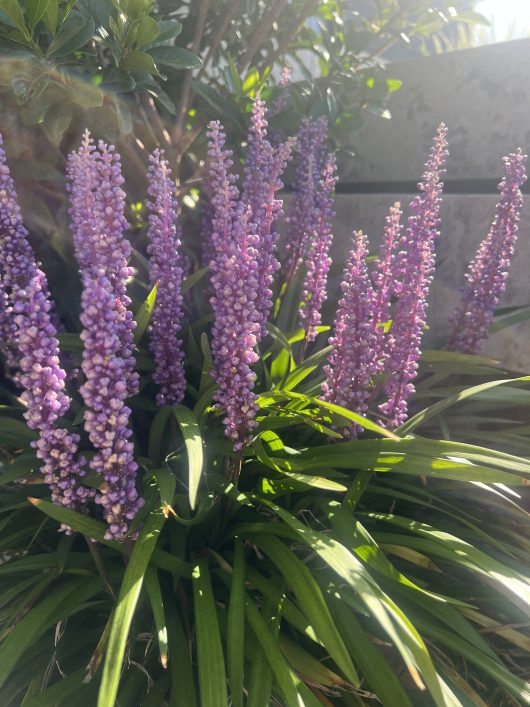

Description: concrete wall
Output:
[332,39,530,372]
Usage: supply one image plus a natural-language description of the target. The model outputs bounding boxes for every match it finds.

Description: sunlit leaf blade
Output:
[251,533,360,687]
[145,568,168,668]
[192,559,228,707]
[133,282,157,344]
[173,405,204,510]
[256,499,446,707]
[97,511,166,707]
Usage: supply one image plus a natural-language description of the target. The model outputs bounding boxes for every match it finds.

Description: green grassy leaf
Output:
[252,533,360,687]
[256,499,445,707]
[145,568,168,668]
[97,511,166,707]
[172,406,203,510]
[192,559,228,707]
[227,539,245,707]
[134,282,157,344]
[0,575,103,690]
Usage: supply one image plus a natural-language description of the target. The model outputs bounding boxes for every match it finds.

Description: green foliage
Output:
[0,275,530,705]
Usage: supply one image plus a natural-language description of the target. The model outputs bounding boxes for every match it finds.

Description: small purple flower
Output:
[207,121,261,450]
[243,98,294,335]
[300,153,337,342]
[284,117,329,280]
[146,149,186,407]
[322,231,380,437]
[0,135,91,513]
[68,134,142,540]
[379,124,448,427]
[447,150,527,354]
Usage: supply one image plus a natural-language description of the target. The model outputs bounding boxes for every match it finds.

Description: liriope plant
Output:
[0,98,529,707]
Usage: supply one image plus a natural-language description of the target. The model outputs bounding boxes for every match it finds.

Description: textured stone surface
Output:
[340,39,530,183]
[328,194,530,372]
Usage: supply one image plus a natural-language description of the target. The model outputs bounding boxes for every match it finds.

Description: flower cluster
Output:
[0,136,91,513]
[67,134,142,540]
[447,150,527,354]
[300,153,338,341]
[207,121,261,450]
[379,124,448,427]
[243,98,294,335]
[322,126,448,434]
[146,149,186,406]
[322,232,380,436]
[284,117,329,281]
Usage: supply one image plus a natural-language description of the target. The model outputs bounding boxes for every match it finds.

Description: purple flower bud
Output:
[146,149,186,406]
[447,150,527,354]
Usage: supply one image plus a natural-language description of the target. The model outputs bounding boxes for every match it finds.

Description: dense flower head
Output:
[243,98,294,335]
[68,134,141,539]
[300,153,338,341]
[79,273,144,540]
[285,117,329,278]
[0,135,91,513]
[207,121,261,450]
[379,124,448,427]
[322,231,380,436]
[447,150,527,354]
[146,149,186,406]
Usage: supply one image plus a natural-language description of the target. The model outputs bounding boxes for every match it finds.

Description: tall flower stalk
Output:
[299,153,338,344]
[207,121,261,451]
[447,150,527,354]
[243,98,294,336]
[67,133,142,540]
[0,135,91,513]
[322,231,380,437]
[379,124,448,427]
[146,149,186,406]
[284,117,328,283]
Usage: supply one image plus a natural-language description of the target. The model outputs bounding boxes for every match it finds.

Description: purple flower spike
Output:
[146,149,186,407]
[0,136,92,514]
[68,133,142,539]
[322,232,379,437]
[447,150,527,354]
[243,98,294,335]
[379,124,448,428]
[207,121,261,450]
[300,153,338,342]
[67,132,138,399]
[79,274,143,540]
[284,117,329,279]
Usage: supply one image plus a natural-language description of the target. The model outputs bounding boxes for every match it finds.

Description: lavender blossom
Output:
[322,232,380,437]
[207,121,261,450]
[270,64,292,117]
[0,136,91,512]
[379,124,448,427]
[447,150,527,354]
[146,149,186,406]
[284,117,329,280]
[68,134,142,540]
[243,98,294,335]
[299,153,337,342]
